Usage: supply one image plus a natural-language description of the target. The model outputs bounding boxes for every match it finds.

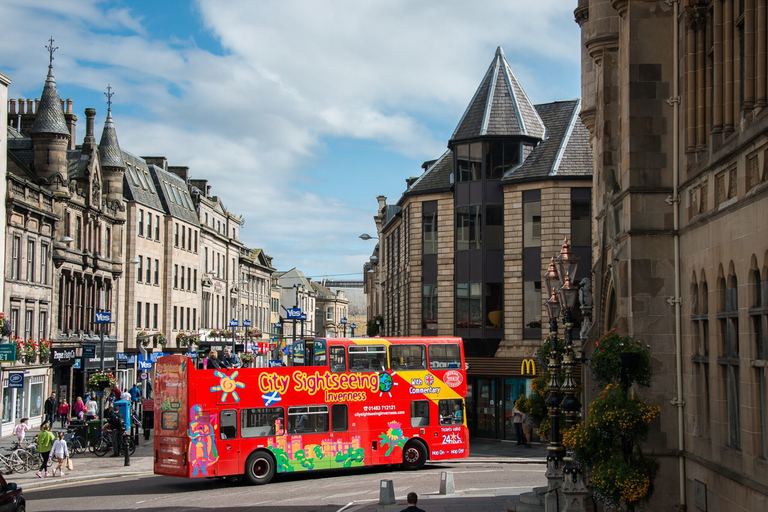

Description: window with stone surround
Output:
[748,154,760,190]
[139,209,144,237]
[422,284,437,330]
[749,268,767,459]
[137,256,143,283]
[145,256,151,283]
[40,243,48,285]
[423,211,437,255]
[728,166,737,199]
[717,273,741,449]
[136,302,142,329]
[26,239,34,283]
[691,277,711,437]
[716,171,727,204]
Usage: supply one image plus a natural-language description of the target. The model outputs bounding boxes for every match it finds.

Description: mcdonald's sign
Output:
[520,358,537,375]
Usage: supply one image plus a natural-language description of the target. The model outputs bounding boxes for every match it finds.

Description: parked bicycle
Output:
[90,426,135,457]
[63,431,87,455]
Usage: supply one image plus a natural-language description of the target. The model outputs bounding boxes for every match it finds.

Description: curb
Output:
[21,470,154,491]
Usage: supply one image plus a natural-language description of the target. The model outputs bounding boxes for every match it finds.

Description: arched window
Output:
[749,266,768,459]
[718,271,741,449]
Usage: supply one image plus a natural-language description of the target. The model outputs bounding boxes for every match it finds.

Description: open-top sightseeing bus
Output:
[153,337,468,484]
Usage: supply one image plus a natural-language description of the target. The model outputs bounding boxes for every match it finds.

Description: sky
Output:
[1,0,582,281]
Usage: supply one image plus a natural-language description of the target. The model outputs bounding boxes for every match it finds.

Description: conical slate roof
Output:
[451,47,546,142]
[30,66,70,136]
[98,109,125,168]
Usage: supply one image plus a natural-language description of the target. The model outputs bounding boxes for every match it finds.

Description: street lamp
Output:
[340,317,348,337]
[359,233,379,241]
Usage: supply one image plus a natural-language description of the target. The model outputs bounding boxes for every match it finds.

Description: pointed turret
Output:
[98,108,126,169]
[451,46,546,143]
[30,58,70,191]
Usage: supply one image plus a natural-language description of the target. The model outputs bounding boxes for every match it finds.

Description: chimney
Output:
[17,99,24,115]
[142,156,167,170]
[64,99,77,150]
[20,99,35,135]
[168,166,189,181]
[7,99,16,129]
[83,108,96,149]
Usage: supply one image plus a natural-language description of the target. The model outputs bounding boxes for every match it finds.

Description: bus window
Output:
[331,404,348,432]
[429,344,462,370]
[220,410,238,439]
[410,400,430,427]
[438,399,464,425]
[293,340,305,366]
[390,345,426,370]
[348,345,388,372]
[288,405,329,434]
[241,407,284,438]
[314,340,327,366]
[329,346,346,373]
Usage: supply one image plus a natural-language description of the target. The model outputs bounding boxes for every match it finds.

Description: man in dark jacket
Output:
[109,405,125,457]
[42,392,57,427]
[400,492,425,512]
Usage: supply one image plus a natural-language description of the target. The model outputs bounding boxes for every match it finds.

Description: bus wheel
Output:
[402,441,427,470]
[244,450,275,485]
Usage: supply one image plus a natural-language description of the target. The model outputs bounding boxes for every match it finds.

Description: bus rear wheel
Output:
[244,451,275,485]
[401,440,427,470]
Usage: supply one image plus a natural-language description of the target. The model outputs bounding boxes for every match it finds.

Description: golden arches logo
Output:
[520,359,537,375]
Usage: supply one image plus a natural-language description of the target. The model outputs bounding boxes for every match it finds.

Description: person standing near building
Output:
[72,396,87,421]
[512,401,525,445]
[109,405,125,457]
[129,383,140,411]
[58,399,70,428]
[85,396,98,421]
[36,424,55,478]
[41,392,57,427]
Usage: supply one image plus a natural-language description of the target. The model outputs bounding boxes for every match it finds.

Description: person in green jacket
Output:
[36,424,56,478]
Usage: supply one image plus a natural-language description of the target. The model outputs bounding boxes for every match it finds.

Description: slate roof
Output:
[29,66,69,136]
[311,281,336,300]
[98,109,126,169]
[67,150,89,180]
[122,151,165,211]
[7,127,33,166]
[149,164,200,225]
[502,99,591,183]
[451,47,546,143]
[404,150,453,197]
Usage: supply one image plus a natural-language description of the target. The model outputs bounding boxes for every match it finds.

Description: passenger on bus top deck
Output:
[453,404,463,423]
[206,350,222,369]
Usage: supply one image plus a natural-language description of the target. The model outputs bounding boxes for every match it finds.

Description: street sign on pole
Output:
[243,320,251,327]
[286,308,302,319]
[83,345,96,358]
[229,319,239,327]
[94,311,111,323]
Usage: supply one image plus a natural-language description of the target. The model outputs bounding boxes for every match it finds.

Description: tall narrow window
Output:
[146,212,152,239]
[145,256,151,283]
[485,205,503,250]
[137,257,143,283]
[40,243,49,285]
[193,270,197,292]
[194,231,198,252]
[718,274,741,449]
[153,304,158,330]
[749,270,768,459]
[136,302,142,329]
[456,205,481,250]
[523,190,542,338]
[174,223,179,247]
[75,217,82,250]
[174,265,179,289]
[456,282,481,328]
[422,284,438,330]
[181,225,186,250]
[145,302,150,330]
[187,268,192,291]
[180,266,186,290]
[105,227,111,258]
[26,239,35,282]
[38,311,47,341]
[173,306,178,330]
[25,310,33,340]
[456,143,481,182]
[423,211,437,255]
[691,278,711,437]
[11,237,20,280]
[138,209,144,237]
[154,260,159,285]
[155,217,160,240]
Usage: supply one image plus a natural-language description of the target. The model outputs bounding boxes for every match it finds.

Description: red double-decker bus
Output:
[153,337,468,484]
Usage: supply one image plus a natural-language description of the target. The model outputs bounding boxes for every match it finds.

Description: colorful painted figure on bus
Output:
[210,370,246,403]
[378,421,407,456]
[188,405,219,476]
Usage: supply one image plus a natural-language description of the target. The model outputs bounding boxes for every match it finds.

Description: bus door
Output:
[217,409,240,476]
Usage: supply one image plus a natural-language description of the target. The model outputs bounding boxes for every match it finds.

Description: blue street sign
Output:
[184,351,198,359]
[229,319,239,327]
[286,308,302,319]
[243,320,251,327]
[300,313,307,321]
[351,323,357,329]
[138,360,153,370]
[94,311,111,324]
[275,322,282,328]
[8,373,24,389]
[340,317,348,324]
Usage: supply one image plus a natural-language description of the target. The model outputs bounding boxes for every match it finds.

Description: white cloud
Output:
[0,0,581,278]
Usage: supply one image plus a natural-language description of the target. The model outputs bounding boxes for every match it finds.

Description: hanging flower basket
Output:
[247,329,262,338]
[137,330,149,347]
[12,336,23,361]
[156,332,167,346]
[88,371,117,391]
[38,338,52,362]
[241,352,255,365]
[0,313,11,339]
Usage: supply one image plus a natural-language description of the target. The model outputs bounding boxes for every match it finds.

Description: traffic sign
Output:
[243,320,251,327]
[229,319,239,327]
[94,311,111,323]
[83,345,96,358]
[286,308,302,319]
[139,371,149,381]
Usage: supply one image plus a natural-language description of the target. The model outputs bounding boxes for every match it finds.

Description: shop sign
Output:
[73,358,81,369]
[83,341,118,370]
[8,373,24,389]
[83,345,96,358]
[0,344,16,362]
[51,348,77,365]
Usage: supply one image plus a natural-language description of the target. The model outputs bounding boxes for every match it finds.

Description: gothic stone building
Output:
[576,0,768,509]
[369,47,592,440]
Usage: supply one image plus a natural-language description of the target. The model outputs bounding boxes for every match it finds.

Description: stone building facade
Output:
[576,0,768,510]
[368,47,592,440]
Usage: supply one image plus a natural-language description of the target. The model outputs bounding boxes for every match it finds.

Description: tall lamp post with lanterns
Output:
[340,317,347,337]
[541,238,581,512]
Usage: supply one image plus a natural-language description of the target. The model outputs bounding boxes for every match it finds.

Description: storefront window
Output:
[29,379,43,417]
[2,386,12,423]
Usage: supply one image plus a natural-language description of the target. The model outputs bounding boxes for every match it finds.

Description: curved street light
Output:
[359,233,379,241]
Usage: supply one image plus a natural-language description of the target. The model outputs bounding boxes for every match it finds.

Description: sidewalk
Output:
[0,429,545,495]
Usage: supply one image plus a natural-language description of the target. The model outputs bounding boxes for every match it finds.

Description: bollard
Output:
[379,479,396,505]
[439,471,455,495]
[124,434,130,466]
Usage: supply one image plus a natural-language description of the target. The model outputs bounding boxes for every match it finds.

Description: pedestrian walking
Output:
[85,396,98,421]
[51,431,70,477]
[58,399,70,428]
[41,392,57,427]
[512,400,525,445]
[73,396,87,421]
[36,424,55,478]
[400,492,426,512]
[13,418,30,445]
[109,405,125,457]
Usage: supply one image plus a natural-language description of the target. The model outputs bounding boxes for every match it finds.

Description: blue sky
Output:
[1,0,582,280]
